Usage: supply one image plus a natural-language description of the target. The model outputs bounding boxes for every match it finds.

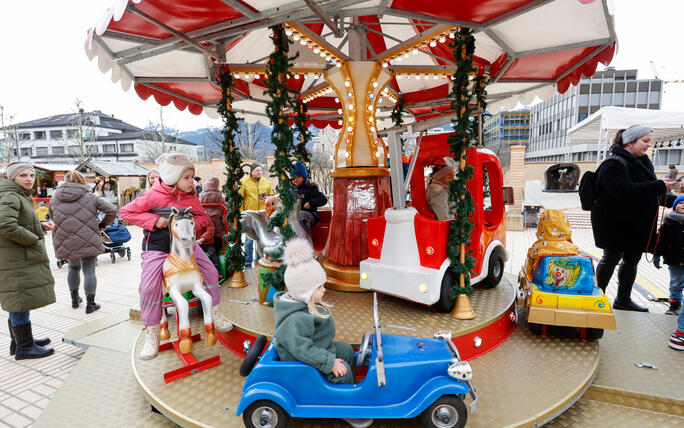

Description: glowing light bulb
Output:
[344,80,351,87]
[439,34,446,43]
[419,284,427,293]
[326,54,332,61]
[361,272,368,280]
[285,27,293,37]
[313,45,320,54]
[292,32,300,41]
[337,108,343,114]
[429,38,437,47]
[374,151,380,158]
[382,61,388,68]
[347,126,353,132]
[370,126,376,133]
[336,61,342,68]
[369,93,374,99]
[347,91,353,97]
[367,116,374,122]
[412,47,419,55]
[294,73,300,79]
[348,103,354,110]
[319,51,327,58]
[396,75,402,80]
[299,38,307,46]
[433,75,438,80]
[338,119,343,125]
[345,152,350,158]
[334,97,340,103]
[349,116,354,122]
[403,52,410,59]
[372,81,378,88]
[367,105,374,111]
[449,29,456,39]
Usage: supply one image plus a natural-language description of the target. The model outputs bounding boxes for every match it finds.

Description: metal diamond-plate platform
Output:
[220,269,516,344]
[132,304,599,428]
[545,398,684,427]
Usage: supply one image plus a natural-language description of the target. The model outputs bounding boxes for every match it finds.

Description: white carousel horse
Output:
[240,197,310,260]
[159,207,217,354]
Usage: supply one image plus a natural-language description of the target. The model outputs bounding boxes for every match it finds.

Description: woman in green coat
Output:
[0,162,55,360]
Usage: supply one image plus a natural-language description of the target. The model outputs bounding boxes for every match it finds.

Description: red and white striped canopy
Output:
[85,0,616,128]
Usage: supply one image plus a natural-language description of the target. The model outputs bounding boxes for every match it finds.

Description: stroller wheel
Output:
[110,252,116,264]
[118,250,126,257]
[127,248,131,260]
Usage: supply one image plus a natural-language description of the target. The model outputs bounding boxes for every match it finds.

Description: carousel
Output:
[50,1,681,427]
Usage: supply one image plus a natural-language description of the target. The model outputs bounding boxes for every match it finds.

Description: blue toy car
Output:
[237,293,477,428]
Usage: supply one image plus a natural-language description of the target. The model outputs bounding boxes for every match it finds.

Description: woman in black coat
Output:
[592,125,677,311]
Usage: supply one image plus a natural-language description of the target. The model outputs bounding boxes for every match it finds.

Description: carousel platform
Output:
[32,272,684,427]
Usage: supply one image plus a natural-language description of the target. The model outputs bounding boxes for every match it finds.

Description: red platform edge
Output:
[216,303,517,362]
[159,307,222,383]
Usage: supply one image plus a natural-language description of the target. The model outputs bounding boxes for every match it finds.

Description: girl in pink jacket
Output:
[119,154,233,360]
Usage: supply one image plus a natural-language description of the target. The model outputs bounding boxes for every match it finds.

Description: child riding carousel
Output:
[119,154,233,360]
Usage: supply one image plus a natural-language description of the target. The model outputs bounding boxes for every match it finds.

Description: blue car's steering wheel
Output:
[356,333,371,367]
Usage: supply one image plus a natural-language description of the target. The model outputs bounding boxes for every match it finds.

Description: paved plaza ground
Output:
[0,193,680,427]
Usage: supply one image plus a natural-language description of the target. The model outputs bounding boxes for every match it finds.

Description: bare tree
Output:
[309,151,334,195]
[63,99,97,161]
[0,105,20,163]
[236,120,270,161]
[141,106,180,162]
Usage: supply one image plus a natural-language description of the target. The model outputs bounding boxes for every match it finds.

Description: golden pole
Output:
[451,151,476,319]
[227,81,248,289]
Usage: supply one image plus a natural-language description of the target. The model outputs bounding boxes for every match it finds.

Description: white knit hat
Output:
[156,153,194,186]
[283,238,327,303]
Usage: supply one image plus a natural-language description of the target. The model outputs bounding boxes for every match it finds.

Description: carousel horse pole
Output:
[160,207,217,354]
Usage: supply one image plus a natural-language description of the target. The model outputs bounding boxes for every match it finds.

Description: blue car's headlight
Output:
[448,361,472,381]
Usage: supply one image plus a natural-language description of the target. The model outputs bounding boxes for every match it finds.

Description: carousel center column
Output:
[322,61,393,291]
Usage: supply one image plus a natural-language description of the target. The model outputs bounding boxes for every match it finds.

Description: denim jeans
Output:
[8,311,30,327]
[244,237,254,268]
[678,307,684,333]
[668,265,684,302]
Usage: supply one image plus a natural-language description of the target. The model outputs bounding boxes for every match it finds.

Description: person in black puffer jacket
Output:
[290,161,328,238]
[654,195,684,315]
[592,125,677,312]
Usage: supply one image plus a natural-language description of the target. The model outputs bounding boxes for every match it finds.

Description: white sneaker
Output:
[211,306,233,332]
[140,325,160,360]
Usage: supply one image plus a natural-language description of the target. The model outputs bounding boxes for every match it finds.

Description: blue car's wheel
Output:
[421,395,467,428]
[243,400,289,428]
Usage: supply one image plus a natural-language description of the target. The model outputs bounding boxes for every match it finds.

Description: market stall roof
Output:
[33,163,77,172]
[76,158,149,177]
[85,0,617,128]
[568,106,684,144]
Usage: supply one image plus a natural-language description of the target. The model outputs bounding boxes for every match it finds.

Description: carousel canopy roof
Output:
[85,0,617,129]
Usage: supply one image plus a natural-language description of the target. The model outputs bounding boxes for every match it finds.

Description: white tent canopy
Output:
[568,106,684,162]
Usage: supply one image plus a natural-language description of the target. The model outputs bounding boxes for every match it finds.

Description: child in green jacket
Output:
[273,238,372,428]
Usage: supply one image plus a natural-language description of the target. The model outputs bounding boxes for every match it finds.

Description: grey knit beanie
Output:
[6,162,35,181]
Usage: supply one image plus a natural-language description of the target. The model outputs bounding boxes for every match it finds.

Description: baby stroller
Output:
[102,215,132,264]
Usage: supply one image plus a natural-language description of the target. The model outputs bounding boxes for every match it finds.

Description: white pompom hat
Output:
[283,238,327,303]
[156,153,194,186]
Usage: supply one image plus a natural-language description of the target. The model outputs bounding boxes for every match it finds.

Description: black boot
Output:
[70,289,83,309]
[12,322,54,360]
[8,319,50,356]
[665,299,681,315]
[595,260,615,293]
[613,282,649,312]
[85,294,100,314]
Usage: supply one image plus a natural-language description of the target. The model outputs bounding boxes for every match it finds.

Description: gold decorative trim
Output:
[330,167,390,178]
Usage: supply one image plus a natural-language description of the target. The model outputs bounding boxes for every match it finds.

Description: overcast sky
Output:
[1,0,683,131]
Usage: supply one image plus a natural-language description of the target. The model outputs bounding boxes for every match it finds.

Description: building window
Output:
[19,133,31,140]
[120,143,134,153]
[625,92,636,105]
[34,131,46,140]
[52,146,65,155]
[102,144,117,153]
[35,146,48,156]
[648,91,660,105]
[20,147,32,156]
[66,129,79,139]
[84,130,96,140]
[637,91,648,104]
[86,145,99,155]
[669,149,681,165]
[49,130,63,139]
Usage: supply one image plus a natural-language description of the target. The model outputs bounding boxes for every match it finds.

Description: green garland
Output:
[390,95,406,151]
[446,28,477,298]
[261,26,299,290]
[293,98,311,164]
[217,68,246,273]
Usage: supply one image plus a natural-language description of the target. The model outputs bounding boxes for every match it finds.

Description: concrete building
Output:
[483,109,530,167]
[7,110,199,163]
[527,68,663,162]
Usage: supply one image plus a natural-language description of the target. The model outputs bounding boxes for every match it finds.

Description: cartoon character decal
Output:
[544,257,581,289]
